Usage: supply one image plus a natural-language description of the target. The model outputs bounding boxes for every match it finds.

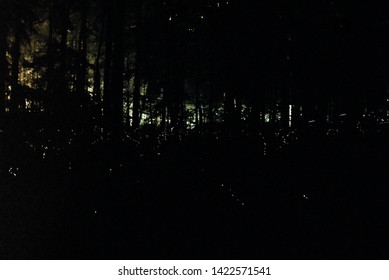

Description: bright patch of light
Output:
[265,113,270,123]
[8,167,19,177]
[288,105,293,127]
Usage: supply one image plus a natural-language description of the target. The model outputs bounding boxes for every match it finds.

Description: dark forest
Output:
[1,0,389,259]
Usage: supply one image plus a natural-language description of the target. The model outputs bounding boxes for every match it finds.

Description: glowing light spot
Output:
[289,105,293,127]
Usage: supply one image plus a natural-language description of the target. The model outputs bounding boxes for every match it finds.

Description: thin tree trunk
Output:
[132,0,142,129]
[76,0,88,103]
[195,75,200,127]
[149,91,153,125]
[93,17,104,116]
[208,7,216,124]
[161,95,166,130]
[280,83,290,128]
[103,0,113,136]
[110,0,125,139]
[10,27,21,113]
[124,58,131,127]
[250,96,262,130]
[93,38,103,103]
[224,91,234,125]
[139,84,148,124]
[236,94,242,123]
[199,94,203,125]
[47,0,55,98]
[59,1,70,94]
[0,25,7,114]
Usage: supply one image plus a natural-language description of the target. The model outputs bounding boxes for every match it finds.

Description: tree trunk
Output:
[76,0,88,104]
[93,17,104,116]
[10,27,21,113]
[132,0,142,129]
[199,92,203,125]
[59,0,70,95]
[124,58,131,127]
[47,0,55,99]
[103,0,114,137]
[224,91,234,126]
[0,26,7,114]
[208,51,215,124]
[109,0,125,139]
[139,84,148,124]
[280,84,290,128]
[195,75,200,127]
[249,93,264,131]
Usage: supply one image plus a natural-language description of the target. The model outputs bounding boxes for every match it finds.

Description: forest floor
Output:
[1,117,389,259]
